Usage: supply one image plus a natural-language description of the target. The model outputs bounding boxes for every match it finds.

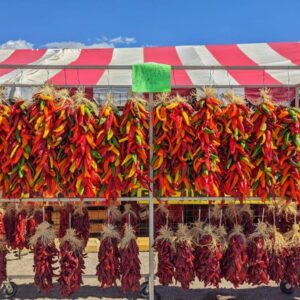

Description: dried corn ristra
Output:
[120,99,150,195]
[29,86,61,197]
[96,101,123,201]
[275,106,300,202]
[251,93,279,200]
[2,101,33,198]
[192,89,222,196]
[60,91,100,197]
[153,96,194,197]
[220,92,253,199]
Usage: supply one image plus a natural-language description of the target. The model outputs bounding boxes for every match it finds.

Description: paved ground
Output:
[4,251,300,300]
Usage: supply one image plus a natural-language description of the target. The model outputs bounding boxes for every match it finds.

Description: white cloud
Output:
[0,36,137,49]
[0,39,33,49]
[43,36,136,49]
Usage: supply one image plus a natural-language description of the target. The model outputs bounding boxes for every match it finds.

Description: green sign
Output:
[132,63,171,93]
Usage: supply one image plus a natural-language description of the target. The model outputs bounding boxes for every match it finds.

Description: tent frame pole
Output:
[148,92,155,300]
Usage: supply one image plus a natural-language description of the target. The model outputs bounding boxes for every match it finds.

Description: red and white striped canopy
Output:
[0,42,300,87]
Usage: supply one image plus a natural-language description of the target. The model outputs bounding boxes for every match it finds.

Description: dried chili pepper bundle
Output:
[53,89,72,195]
[72,203,89,247]
[96,100,123,201]
[153,95,194,197]
[14,206,28,250]
[0,93,10,189]
[277,201,299,233]
[30,221,58,293]
[152,95,176,198]
[192,88,222,196]
[251,91,278,200]
[2,100,33,198]
[154,225,175,286]
[119,224,141,293]
[247,222,270,285]
[174,224,194,289]
[58,228,86,297]
[60,91,100,197]
[29,85,60,197]
[196,225,223,287]
[219,91,253,199]
[58,204,74,238]
[0,237,7,285]
[238,205,254,236]
[3,206,16,248]
[222,225,248,287]
[96,224,120,288]
[268,225,288,284]
[120,98,150,195]
[154,204,169,238]
[284,224,300,286]
[275,106,300,202]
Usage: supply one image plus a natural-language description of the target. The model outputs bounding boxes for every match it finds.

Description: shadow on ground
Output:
[6,283,300,300]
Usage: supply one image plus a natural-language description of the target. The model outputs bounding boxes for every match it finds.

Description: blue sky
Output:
[1,0,299,48]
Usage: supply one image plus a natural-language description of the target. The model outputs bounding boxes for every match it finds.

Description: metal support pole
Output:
[296,86,299,108]
[148,92,155,300]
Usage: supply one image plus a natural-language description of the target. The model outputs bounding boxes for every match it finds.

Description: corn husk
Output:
[190,221,204,243]
[73,201,85,216]
[109,205,122,223]
[72,89,98,114]
[285,224,300,248]
[29,221,56,247]
[228,225,246,244]
[175,224,192,245]
[214,225,228,252]
[155,225,175,250]
[200,225,220,252]
[123,204,137,220]
[248,221,271,250]
[268,225,287,255]
[120,224,136,249]
[60,228,83,251]
[223,89,245,105]
[100,224,120,242]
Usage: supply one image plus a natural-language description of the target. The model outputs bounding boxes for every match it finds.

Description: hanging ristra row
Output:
[0,86,299,202]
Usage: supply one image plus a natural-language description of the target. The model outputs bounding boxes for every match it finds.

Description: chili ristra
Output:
[192,88,222,197]
[154,225,175,286]
[119,224,141,293]
[58,228,86,297]
[174,224,194,289]
[96,224,120,288]
[30,222,58,293]
[222,225,248,287]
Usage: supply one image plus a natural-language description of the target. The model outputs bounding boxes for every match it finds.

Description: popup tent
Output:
[0,42,299,102]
